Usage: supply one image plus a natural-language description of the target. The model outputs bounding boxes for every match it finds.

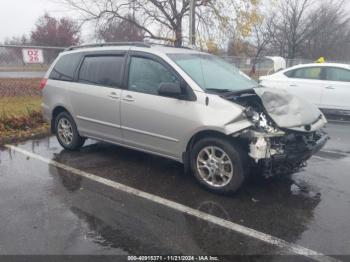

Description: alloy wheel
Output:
[196,146,234,188]
[57,118,74,145]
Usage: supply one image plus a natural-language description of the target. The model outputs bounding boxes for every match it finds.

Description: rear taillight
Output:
[39,78,47,90]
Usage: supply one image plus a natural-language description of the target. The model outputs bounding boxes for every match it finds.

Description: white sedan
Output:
[259,63,350,112]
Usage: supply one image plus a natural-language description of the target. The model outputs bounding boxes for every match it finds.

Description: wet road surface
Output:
[0,122,349,261]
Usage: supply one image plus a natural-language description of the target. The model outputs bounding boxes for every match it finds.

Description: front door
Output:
[121,53,196,160]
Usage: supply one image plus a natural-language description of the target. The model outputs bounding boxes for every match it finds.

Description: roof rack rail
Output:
[65,42,151,51]
[150,43,193,50]
[143,38,194,50]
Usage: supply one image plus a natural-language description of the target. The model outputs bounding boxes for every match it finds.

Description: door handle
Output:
[108,92,120,99]
[289,84,298,87]
[123,95,135,102]
[325,86,335,90]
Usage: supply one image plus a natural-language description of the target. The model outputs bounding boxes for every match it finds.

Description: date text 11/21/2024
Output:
[127,255,220,261]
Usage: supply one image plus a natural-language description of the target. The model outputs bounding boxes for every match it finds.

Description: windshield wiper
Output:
[206,88,256,97]
[206,88,233,94]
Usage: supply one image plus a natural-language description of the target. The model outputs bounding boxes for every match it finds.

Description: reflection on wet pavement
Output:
[0,122,349,258]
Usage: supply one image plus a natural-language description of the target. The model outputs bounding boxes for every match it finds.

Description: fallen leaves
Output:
[0,111,50,145]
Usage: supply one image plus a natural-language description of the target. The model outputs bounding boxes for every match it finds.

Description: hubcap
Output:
[57,118,74,145]
[196,146,234,188]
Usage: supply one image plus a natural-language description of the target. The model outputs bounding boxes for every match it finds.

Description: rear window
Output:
[78,56,124,87]
[49,53,82,81]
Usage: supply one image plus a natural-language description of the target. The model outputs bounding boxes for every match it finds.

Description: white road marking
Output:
[320,150,349,156]
[327,120,350,125]
[313,156,325,160]
[5,144,341,262]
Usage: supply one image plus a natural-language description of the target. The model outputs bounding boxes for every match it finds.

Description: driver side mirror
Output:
[158,82,183,99]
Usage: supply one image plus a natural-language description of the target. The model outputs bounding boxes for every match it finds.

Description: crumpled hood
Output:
[254,87,326,130]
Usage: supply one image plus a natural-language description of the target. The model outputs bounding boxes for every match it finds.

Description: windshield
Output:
[168,53,257,92]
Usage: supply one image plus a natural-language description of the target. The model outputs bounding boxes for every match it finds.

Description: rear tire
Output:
[190,137,248,194]
[54,112,85,151]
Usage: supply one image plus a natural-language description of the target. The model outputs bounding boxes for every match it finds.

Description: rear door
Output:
[69,52,126,143]
[322,67,350,110]
[281,66,325,107]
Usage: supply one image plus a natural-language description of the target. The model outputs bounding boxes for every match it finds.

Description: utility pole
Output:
[132,0,136,20]
[189,0,196,46]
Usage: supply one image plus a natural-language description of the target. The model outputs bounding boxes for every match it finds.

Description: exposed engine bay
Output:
[223,88,329,177]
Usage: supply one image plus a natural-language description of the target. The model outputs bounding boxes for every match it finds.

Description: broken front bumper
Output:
[247,130,329,177]
[283,132,329,163]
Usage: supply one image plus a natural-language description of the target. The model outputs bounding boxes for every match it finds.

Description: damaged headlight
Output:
[245,107,260,123]
[242,107,287,163]
[245,107,279,134]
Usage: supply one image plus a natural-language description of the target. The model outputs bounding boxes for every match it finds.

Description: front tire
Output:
[190,137,248,194]
[54,112,85,151]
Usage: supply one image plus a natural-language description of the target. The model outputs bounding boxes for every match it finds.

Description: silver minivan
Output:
[41,43,328,194]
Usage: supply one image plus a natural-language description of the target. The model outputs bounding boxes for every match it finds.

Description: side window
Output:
[325,68,350,82]
[78,56,124,87]
[290,67,322,80]
[49,53,82,81]
[284,70,294,77]
[128,57,180,95]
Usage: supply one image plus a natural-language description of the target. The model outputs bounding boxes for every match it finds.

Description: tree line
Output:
[234,0,350,61]
[2,0,350,61]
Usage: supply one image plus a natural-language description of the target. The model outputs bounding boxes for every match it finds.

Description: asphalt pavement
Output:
[0,71,45,78]
[0,121,349,261]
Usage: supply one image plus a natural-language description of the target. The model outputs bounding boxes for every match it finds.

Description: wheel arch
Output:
[51,106,73,134]
[182,129,248,174]
[186,130,228,153]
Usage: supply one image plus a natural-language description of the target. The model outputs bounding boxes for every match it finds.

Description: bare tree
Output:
[97,14,144,42]
[271,0,316,59]
[3,35,31,66]
[247,14,278,74]
[301,1,350,60]
[4,35,30,45]
[265,0,350,60]
[63,0,260,47]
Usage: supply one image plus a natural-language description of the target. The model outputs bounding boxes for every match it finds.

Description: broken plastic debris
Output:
[291,184,301,195]
[252,197,260,203]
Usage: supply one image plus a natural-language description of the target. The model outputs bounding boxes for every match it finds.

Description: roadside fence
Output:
[0,45,64,73]
[1,44,349,86]
[0,45,64,98]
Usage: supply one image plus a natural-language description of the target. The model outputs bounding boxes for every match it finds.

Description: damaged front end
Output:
[226,88,329,177]
[242,125,328,177]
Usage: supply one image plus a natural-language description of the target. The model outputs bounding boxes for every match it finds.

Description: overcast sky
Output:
[1,0,349,44]
[0,0,79,42]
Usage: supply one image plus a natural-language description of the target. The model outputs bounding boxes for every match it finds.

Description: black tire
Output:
[54,112,85,151]
[190,137,248,194]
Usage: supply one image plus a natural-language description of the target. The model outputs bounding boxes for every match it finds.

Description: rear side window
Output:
[325,67,350,82]
[284,70,294,77]
[287,67,323,80]
[49,53,82,81]
[78,56,124,87]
